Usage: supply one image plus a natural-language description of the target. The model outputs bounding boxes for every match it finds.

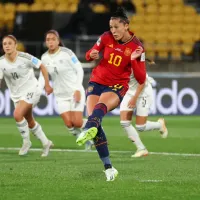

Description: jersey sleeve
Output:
[69,51,84,90]
[85,32,107,61]
[131,52,146,85]
[30,56,42,69]
[38,56,46,89]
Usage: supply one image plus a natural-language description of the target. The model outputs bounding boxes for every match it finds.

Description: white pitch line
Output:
[0,147,200,157]
[140,180,163,183]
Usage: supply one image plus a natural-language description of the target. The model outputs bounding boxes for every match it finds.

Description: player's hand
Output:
[90,49,99,60]
[45,84,53,95]
[131,46,143,60]
[128,96,137,109]
[74,90,81,103]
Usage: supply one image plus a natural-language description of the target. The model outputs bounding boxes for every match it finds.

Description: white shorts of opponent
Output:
[120,83,153,117]
[55,90,86,115]
[14,84,42,107]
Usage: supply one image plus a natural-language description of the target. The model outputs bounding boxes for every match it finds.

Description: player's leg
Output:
[120,93,148,157]
[13,101,32,155]
[71,90,94,150]
[24,85,53,157]
[76,83,120,181]
[56,98,76,136]
[84,93,118,181]
[77,91,120,145]
[135,96,168,138]
[24,107,53,157]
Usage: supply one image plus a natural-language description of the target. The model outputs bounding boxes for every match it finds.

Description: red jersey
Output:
[85,31,146,90]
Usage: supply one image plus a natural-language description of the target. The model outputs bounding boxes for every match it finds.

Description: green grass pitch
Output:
[0,116,200,200]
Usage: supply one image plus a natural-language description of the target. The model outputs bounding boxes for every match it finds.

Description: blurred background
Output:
[0,0,200,117]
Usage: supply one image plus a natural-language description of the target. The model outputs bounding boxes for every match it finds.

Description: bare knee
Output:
[27,119,36,129]
[13,109,24,122]
[64,120,73,128]
[72,119,83,128]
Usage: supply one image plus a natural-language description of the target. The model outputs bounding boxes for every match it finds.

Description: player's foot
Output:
[85,140,94,151]
[131,149,149,158]
[104,167,118,181]
[19,140,32,156]
[158,118,168,138]
[41,140,54,157]
[76,127,97,146]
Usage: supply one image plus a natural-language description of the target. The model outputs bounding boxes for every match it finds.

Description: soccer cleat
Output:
[158,118,168,138]
[104,167,118,181]
[85,140,94,151]
[41,140,54,157]
[19,140,32,156]
[76,127,98,146]
[131,149,149,158]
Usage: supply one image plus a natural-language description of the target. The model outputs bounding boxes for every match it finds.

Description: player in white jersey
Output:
[39,30,93,150]
[0,35,54,157]
[120,65,168,157]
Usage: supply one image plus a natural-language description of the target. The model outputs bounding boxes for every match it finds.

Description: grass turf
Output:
[0,116,200,200]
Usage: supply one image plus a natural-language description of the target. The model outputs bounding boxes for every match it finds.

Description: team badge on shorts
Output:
[124,47,132,56]
[87,86,94,92]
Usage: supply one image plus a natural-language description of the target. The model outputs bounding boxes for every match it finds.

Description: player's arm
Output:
[128,47,146,108]
[39,63,53,95]
[85,33,106,61]
[131,46,146,85]
[70,52,84,102]
[38,56,46,90]
[27,53,53,95]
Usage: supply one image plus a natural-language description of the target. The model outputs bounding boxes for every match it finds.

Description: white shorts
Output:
[14,85,42,107]
[55,92,86,115]
[120,93,153,117]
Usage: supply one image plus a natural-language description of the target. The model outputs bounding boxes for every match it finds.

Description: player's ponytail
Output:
[111,7,130,24]
[45,30,65,47]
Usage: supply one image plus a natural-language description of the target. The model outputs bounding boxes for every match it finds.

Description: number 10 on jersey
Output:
[108,53,122,67]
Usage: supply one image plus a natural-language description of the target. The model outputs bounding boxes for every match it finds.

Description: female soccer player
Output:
[120,70,168,158]
[76,7,146,181]
[39,30,93,150]
[0,35,53,157]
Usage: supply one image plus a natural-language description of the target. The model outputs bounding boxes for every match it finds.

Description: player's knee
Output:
[64,121,73,128]
[72,120,82,128]
[13,109,23,122]
[27,119,35,129]
[136,124,146,132]
[120,120,131,128]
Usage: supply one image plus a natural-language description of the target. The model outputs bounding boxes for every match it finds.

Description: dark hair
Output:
[45,29,64,47]
[2,35,17,44]
[110,7,129,24]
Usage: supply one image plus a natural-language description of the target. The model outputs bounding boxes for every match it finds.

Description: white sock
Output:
[30,122,49,146]
[144,121,161,131]
[121,120,146,150]
[16,119,30,143]
[74,128,81,138]
[66,127,81,138]
[81,119,88,129]
[66,127,76,135]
